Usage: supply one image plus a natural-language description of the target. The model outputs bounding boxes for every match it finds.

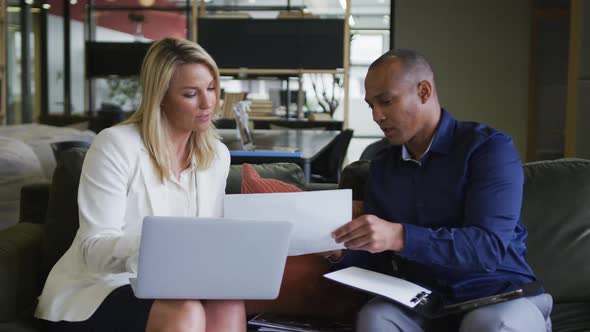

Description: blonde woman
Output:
[35,38,245,332]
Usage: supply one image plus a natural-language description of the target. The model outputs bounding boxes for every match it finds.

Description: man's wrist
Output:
[390,223,405,252]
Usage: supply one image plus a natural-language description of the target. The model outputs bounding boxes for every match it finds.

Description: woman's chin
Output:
[192,122,212,133]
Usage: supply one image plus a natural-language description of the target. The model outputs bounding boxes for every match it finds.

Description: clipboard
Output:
[324,267,541,318]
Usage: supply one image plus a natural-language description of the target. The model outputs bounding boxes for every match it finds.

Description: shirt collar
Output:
[400,108,455,163]
[401,136,434,164]
[429,108,454,155]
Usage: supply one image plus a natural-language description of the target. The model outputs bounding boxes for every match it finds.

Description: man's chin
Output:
[386,136,405,146]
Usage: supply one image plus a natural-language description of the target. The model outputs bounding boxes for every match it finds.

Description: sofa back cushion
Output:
[520,159,590,302]
[0,223,44,324]
[339,160,370,201]
[40,148,87,282]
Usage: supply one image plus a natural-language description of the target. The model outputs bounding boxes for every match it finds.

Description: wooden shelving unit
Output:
[193,0,351,126]
[83,0,350,124]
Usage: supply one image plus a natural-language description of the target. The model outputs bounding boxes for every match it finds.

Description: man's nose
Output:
[373,107,385,123]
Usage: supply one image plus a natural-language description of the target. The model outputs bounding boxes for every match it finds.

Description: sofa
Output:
[1,149,590,331]
[0,148,366,332]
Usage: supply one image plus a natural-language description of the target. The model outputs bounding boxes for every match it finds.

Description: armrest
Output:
[0,223,44,323]
[304,183,339,191]
[19,182,51,224]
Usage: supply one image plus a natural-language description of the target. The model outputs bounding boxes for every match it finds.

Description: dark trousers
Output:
[44,285,154,332]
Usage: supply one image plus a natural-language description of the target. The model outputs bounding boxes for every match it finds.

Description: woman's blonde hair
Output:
[123,38,221,181]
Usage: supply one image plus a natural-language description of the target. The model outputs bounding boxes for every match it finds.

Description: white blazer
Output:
[34,124,230,322]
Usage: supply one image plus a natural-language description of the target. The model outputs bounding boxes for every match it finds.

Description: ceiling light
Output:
[42,3,51,9]
[70,0,78,4]
[24,0,33,4]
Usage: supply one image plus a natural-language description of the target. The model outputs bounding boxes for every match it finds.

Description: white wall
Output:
[394,0,531,158]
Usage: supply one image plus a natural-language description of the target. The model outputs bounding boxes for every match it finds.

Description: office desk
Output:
[219,129,340,182]
[214,118,343,131]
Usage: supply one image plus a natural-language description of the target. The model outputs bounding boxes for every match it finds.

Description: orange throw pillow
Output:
[240,163,366,320]
[241,163,302,194]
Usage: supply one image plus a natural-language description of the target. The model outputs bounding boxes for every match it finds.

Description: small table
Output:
[219,129,340,182]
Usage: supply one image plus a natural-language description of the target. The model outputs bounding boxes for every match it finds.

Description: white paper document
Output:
[224,189,351,255]
[324,267,432,308]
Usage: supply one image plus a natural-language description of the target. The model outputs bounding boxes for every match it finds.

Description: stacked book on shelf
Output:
[277,11,320,19]
[248,99,275,119]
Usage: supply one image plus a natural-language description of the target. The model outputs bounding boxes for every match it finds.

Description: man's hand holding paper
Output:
[224,189,351,255]
[332,214,405,253]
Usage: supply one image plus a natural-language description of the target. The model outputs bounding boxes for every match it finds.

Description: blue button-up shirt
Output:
[339,109,537,303]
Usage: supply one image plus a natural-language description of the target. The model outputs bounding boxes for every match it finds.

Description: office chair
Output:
[359,137,390,160]
[51,140,92,164]
[310,129,354,184]
[213,118,237,129]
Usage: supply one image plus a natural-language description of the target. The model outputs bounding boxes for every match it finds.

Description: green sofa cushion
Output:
[0,320,42,332]
[18,182,51,224]
[0,223,44,323]
[521,159,590,303]
[40,148,87,283]
[339,160,370,200]
[550,302,590,332]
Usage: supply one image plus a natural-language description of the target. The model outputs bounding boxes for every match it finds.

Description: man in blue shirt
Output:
[328,50,552,331]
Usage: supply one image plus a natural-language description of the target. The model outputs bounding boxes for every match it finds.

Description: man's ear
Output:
[417,80,432,104]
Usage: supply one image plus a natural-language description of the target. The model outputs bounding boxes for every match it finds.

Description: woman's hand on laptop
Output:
[125,251,139,274]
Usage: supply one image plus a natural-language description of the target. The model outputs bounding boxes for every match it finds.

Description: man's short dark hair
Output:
[369,49,435,83]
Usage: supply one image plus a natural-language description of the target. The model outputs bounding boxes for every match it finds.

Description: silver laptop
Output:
[130,216,292,300]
